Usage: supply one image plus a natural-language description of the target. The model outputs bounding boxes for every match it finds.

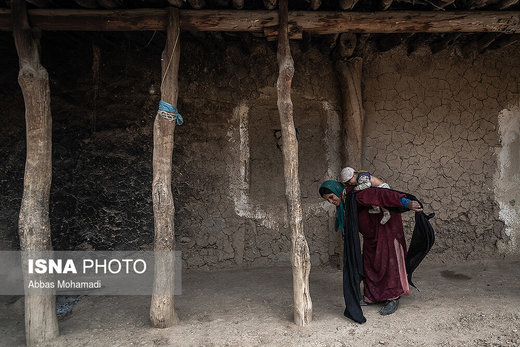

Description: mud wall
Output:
[0,32,343,269]
[1,32,519,268]
[363,45,520,260]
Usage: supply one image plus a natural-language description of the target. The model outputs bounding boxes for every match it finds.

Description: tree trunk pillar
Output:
[336,57,365,169]
[150,7,180,328]
[277,0,312,326]
[11,0,59,345]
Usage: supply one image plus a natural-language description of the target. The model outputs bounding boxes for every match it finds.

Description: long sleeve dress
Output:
[354,187,410,303]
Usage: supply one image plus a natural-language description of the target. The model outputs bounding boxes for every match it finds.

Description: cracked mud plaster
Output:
[363,44,520,261]
[166,42,343,269]
[2,35,520,269]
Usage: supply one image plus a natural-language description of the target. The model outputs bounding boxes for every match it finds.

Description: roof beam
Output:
[0,9,519,34]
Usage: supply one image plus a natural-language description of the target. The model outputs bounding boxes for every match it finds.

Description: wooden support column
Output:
[276,0,312,326]
[11,0,59,345]
[336,57,364,168]
[150,7,180,328]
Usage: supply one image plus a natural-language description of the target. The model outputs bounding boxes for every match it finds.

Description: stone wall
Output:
[1,32,519,268]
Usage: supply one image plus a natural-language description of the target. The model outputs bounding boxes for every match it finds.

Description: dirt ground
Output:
[1,258,519,347]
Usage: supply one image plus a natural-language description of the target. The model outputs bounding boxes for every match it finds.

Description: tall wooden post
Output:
[277,0,312,326]
[336,57,365,168]
[11,0,59,345]
[150,7,180,328]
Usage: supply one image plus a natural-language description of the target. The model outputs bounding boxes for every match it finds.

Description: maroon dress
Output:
[351,187,410,303]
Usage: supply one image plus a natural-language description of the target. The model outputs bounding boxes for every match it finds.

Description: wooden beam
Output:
[167,0,184,7]
[396,0,455,10]
[309,0,321,10]
[188,0,206,9]
[11,0,59,344]
[336,57,365,169]
[380,0,393,10]
[276,0,312,327]
[339,0,360,10]
[150,7,180,329]
[264,0,277,10]
[291,11,520,34]
[1,9,520,34]
[232,0,244,9]
[264,25,303,40]
[499,0,519,9]
[468,0,488,9]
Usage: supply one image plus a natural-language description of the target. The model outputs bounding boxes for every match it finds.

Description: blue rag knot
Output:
[158,100,184,125]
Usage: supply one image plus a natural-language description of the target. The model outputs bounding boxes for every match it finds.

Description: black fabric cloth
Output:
[342,191,366,323]
[405,210,435,288]
[390,192,436,287]
[341,188,435,324]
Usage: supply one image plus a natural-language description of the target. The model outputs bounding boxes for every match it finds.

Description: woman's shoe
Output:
[379,298,399,315]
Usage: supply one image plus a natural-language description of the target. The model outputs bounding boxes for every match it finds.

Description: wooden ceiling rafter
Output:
[264,0,278,10]
[396,0,456,10]
[74,0,99,9]
[498,0,519,9]
[1,9,520,34]
[167,0,184,7]
[380,0,393,11]
[308,0,321,10]
[187,0,205,9]
[6,0,520,11]
[339,0,359,10]
[232,0,244,10]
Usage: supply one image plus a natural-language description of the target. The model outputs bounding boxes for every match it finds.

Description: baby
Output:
[341,167,392,225]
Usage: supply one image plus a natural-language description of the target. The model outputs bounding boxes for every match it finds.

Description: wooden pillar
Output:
[11,0,59,345]
[150,7,180,328]
[276,0,312,326]
[336,57,365,169]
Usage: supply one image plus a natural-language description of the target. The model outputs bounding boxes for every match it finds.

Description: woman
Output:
[320,180,425,323]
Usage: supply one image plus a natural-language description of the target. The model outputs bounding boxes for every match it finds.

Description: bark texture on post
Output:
[150,7,180,328]
[336,57,364,169]
[11,0,59,345]
[277,0,312,326]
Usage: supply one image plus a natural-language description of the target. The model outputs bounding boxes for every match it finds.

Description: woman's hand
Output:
[408,200,423,212]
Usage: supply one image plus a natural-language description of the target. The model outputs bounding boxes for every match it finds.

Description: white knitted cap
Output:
[340,167,355,183]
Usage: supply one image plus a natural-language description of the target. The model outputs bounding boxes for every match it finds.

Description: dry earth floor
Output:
[1,259,519,346]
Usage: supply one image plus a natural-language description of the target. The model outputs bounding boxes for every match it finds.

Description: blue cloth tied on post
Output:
[158,100,184,125]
